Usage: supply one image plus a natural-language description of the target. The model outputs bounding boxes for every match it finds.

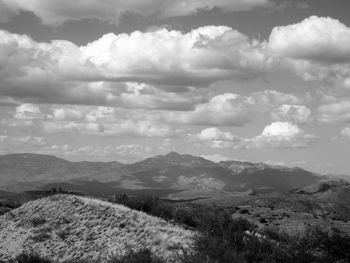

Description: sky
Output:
[0,0,350,175]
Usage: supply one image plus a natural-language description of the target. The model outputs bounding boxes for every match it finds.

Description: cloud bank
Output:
[0,0,271,25]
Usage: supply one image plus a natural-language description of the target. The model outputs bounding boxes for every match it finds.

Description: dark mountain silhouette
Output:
[0,152,322,194]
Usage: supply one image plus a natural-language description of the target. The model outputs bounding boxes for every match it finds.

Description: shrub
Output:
[30,217,46,227]
[57,228,71,240]
[114,196,350,263]
[30,232,51,243]
[9,252,51,263]
[108,249,165,263]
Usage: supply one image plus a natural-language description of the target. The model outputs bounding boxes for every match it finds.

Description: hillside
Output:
[0,152,322,194]
[0,195,193,262]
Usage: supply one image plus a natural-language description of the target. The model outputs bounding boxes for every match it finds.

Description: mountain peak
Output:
[164,151,181,157]
[161,152,214,164]
[132,151,216,169]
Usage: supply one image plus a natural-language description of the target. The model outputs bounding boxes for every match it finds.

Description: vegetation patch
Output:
[115,195,350,263]
[30,216,47,227]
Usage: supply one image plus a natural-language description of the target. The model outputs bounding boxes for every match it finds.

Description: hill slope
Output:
[0,195,193,262]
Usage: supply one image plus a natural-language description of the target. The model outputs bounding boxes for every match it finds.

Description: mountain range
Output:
[0,152,329,195]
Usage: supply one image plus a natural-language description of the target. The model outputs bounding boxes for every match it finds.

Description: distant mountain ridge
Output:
[0,152,325,194]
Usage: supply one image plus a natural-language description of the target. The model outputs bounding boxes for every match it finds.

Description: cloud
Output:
[0,139,153,162]
[167,90,305,126]
[14,104,43,120]
[317,100,350,123]
[1,15,349,115]
[2,88,309,141]
[53,144,153,161]
[271,104,312,123]
[245,122,317,148]
[0,135,47,154]
[0,29,105,105]
[2,103,176,138]
[192,127,240,148]
[194,122,317,149]
[267,16,350,91]
[0,119,34,128]
[0,27,271,107]
[269,16,350,63]
[170,93,255,126]
[14,89,305,133]
[42,120,173,138]
[117,82,206,111]
[0,1,18,23]
[196,127,234,141]
[261,122,300,137]
[0,0,271,26]
[81,26,270,85]
[285,59,350,90]
[254,90,304,107]
[48,106,119,123]
[341,127,350,139]
[42,121,101,134]
[51,107,85,121]
[0,97,21,107]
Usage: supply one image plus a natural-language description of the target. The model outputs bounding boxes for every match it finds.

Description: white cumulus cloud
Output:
[269,16,350,63]
[246,122,317,148]
[0,27,270,106]
[193,122,316,149]
[196,127,234,141]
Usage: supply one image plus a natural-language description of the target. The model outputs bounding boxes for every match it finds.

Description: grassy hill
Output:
[0,195,193,262]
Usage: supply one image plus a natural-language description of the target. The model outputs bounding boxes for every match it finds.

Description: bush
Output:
[115,196,158,214]
[108,249,165,263]
[9,253,51,263]
[112,196,350,263]
[30,216,46,227]
[57,228,71,240]
[30,232,51,243]
[6,224,350,263]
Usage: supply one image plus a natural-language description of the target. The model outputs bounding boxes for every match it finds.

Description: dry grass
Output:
[0,195,194,262]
